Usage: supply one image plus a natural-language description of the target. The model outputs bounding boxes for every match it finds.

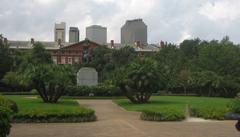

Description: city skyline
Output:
[1,0,240,44]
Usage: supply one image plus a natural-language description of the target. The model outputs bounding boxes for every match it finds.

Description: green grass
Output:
[114,96,232,120]
[4,95,96,123]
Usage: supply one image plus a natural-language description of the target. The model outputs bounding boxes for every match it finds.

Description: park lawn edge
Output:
[114,96,232,121]
[5,95,97,123]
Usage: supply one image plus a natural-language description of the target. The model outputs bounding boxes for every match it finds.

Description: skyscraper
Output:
[86,25,107,45]
[121,19,147,45]
[54,22,66,42]
[69,27,79,43]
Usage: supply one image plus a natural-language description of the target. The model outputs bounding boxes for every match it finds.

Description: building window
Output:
[68,57,72,64]
[52,56,57,64]
[74,57,79,63]
[61,56,65,64]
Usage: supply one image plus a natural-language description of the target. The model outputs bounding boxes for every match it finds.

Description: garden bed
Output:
[114,96,232,121]
[5,95,96,123]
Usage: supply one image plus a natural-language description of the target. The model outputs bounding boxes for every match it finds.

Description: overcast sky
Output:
[1,0,240,44]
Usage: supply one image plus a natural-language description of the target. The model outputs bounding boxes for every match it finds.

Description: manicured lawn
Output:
[114,96,233,120]
[5,95,96,123]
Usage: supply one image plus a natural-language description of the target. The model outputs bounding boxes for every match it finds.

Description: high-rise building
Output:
[86,25,107,45]
[69,27,79,43]
[54,22,66,42]
[121,19,147,45]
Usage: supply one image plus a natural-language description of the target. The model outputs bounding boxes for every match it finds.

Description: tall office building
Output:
[121,19,147,45]
[54,22,66,42]
[69,27,79,43]
[86,25,107,45]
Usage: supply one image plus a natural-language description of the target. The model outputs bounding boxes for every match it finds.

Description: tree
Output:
[114,58,162,104]
[30,42,53,64]
[180,38,200,59]
[189,71,222,96]
[17,42,52,72]
[2,72,20,91]
[0,42,12,80]
[153,45,186,91]
[20,64,73,103]
[88,46,114,81]
[112,46,136,67]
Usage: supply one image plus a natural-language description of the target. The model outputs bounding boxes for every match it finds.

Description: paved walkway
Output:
[10,100,239,137]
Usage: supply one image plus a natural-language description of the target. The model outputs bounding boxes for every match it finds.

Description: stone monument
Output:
[77,67,98,86]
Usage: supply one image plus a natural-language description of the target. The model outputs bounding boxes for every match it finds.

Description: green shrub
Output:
[229,93,240,113]
[0,91,38,96]
[0,106,11,137]
[0,95,18,113]
[66,83,121,97]
[0,95,18,137]
[191,106,227,120]
[13,108,96,123]
[140,109,185,121]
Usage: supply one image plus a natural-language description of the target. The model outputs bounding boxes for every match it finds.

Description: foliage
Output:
[114,96,231,120]
[150,37,240,97]
[20,64,73,103]
[0,91,38,96]
[0,43,12,80]
[6,95,96,123]
[229,93,240,113]
[114,58,162,103]
[1,72,25,92]
[112,46,136,66]
[0,95,18,113]
[153,45,186,91]
[0,106,11,137]
[180,38,200,59]
[0,95,18,137]
[16,42,53,73]
[28,42,53,65]
[86,46,114,81]
[65,84,121,97]
[191,106,227,120]
[140,109,185,121]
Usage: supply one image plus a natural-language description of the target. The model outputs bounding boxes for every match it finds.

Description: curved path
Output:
[10,100,239,137]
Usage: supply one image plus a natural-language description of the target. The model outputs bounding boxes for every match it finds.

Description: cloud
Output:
[0,0,240,44]
[199,0,240,22]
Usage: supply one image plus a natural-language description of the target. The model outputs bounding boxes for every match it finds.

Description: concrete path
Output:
[9,100,239,137]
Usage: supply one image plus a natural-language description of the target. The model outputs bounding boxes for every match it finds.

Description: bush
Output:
[0,106,11,137]
[229,93,240,113]
[0,90,38,96]
[65,84,121,97]
[191,106,227,120]
[13,109,96,123]
[0,95,18,137]
[20,64,73,103]
[0,95,18,113]
[6,95,96,123]
[114,58,162,103]
[140,109,185,121]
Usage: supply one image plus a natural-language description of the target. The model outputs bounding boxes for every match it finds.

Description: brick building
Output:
[9,38,99,65]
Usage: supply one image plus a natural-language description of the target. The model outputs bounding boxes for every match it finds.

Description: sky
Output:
[1,0,240,44]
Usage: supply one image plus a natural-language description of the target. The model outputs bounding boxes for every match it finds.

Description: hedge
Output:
[65,84,122,96]
[140,109,185,121]
[13,109,96,123]
[0,95,18,137]
[191,106,228,120]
